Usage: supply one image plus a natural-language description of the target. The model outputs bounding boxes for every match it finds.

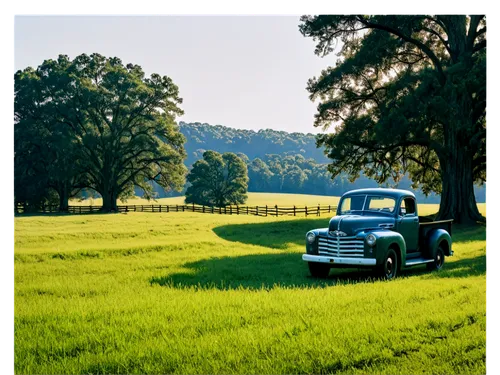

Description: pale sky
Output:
[14,16,336,134]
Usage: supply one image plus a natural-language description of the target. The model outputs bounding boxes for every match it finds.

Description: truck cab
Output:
[303,188,453,279]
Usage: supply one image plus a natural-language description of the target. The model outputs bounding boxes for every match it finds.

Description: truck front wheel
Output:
[308,262,330,278]
[378,249,398,280]
[427,245,445,271]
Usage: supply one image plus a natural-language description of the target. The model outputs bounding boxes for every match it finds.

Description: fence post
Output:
[167,205,169,213]
[192,203,195,212]
[256,206,258,216]
[134,205,137,212]
[219,207,222,214]
[275,205,278,216]
[329,205,331,213]
[224,206,227,214]
[211,206,214,214]
[305,206,308,216]
[246,206,249,215]
[237,206,239,215]
[318,204,320,216]
[265,205,268,217]
[176,205,178,212]
[142,205,144,212]
[294,205,296,216]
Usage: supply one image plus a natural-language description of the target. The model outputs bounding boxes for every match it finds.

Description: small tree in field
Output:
[185,151,248,207]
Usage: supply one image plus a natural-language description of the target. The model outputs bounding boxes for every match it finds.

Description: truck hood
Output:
[328,215,395,236]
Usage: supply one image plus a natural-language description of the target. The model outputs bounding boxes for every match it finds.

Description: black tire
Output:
[308,262,330,278]
[427,245,445,271]
[378,248,398,280]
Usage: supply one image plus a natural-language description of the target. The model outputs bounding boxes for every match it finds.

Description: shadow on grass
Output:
[212,218,330,249]
[14,211,121,218]
[150,219,486,290]
[150,252,486,291]
[213,218,486,249]
[15,212,73,217]
[151,252,373,290]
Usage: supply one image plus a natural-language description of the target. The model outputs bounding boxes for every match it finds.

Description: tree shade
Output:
[300,15,486,224]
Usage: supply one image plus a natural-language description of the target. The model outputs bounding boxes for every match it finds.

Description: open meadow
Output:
[70,192,343,208]
[15,198,486,374]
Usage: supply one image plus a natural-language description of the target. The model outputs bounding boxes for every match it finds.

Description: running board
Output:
[405,257,434,267]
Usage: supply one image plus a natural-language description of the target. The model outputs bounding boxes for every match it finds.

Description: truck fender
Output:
[369,230,407,270]
[426,229,452,258]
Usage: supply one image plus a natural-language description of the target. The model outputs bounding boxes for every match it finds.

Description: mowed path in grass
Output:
[14,200,486,374]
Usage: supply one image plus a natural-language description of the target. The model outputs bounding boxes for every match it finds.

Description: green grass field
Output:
[15,198,486,374]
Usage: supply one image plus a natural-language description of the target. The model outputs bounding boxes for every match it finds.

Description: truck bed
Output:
[418,217,453,237]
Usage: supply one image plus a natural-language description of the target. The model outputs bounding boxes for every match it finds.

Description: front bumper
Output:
[302,254,377,266]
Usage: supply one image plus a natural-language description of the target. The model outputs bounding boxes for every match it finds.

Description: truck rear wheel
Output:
[427,245,445,271]
[308,262,330,278]
[378,249,398,280]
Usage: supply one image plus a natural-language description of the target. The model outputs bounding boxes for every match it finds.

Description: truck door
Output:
[397,197,419,252]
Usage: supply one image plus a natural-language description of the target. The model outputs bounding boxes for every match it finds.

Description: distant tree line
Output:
[179,121,329,166]
[150,148,479,204]
[172,122,485,204]
[243,153,457,203]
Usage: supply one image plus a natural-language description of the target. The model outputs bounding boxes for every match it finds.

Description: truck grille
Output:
[318,235,365,257]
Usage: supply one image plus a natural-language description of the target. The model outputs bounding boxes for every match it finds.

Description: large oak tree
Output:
[300,15,486,224]
[15,64,87,211]
[15,54,187,211]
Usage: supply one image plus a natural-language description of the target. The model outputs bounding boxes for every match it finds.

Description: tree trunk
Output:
[101,188,118,212]
[436,136,485,225]
[58,184,69,212]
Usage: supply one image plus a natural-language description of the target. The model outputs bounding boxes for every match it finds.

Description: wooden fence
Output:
[16,203,337,217]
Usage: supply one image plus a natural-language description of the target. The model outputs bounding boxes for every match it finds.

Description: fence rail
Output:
[15,203,337,217]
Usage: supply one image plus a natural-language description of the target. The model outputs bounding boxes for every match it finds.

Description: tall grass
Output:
[14,201,486,374]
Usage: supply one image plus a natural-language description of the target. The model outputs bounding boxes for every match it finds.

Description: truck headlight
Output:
[306,232,316,244]
[366,234,377,247]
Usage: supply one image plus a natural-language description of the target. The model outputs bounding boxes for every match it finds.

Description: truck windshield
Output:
[339,195,396,215]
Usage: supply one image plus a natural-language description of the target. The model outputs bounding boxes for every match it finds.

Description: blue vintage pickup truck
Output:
[303,188,453,279]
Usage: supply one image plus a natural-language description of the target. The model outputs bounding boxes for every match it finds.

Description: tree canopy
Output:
[185,151,248,207]
[179,121,328,165]
[300,15,486,223]
[15,53,187,211]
